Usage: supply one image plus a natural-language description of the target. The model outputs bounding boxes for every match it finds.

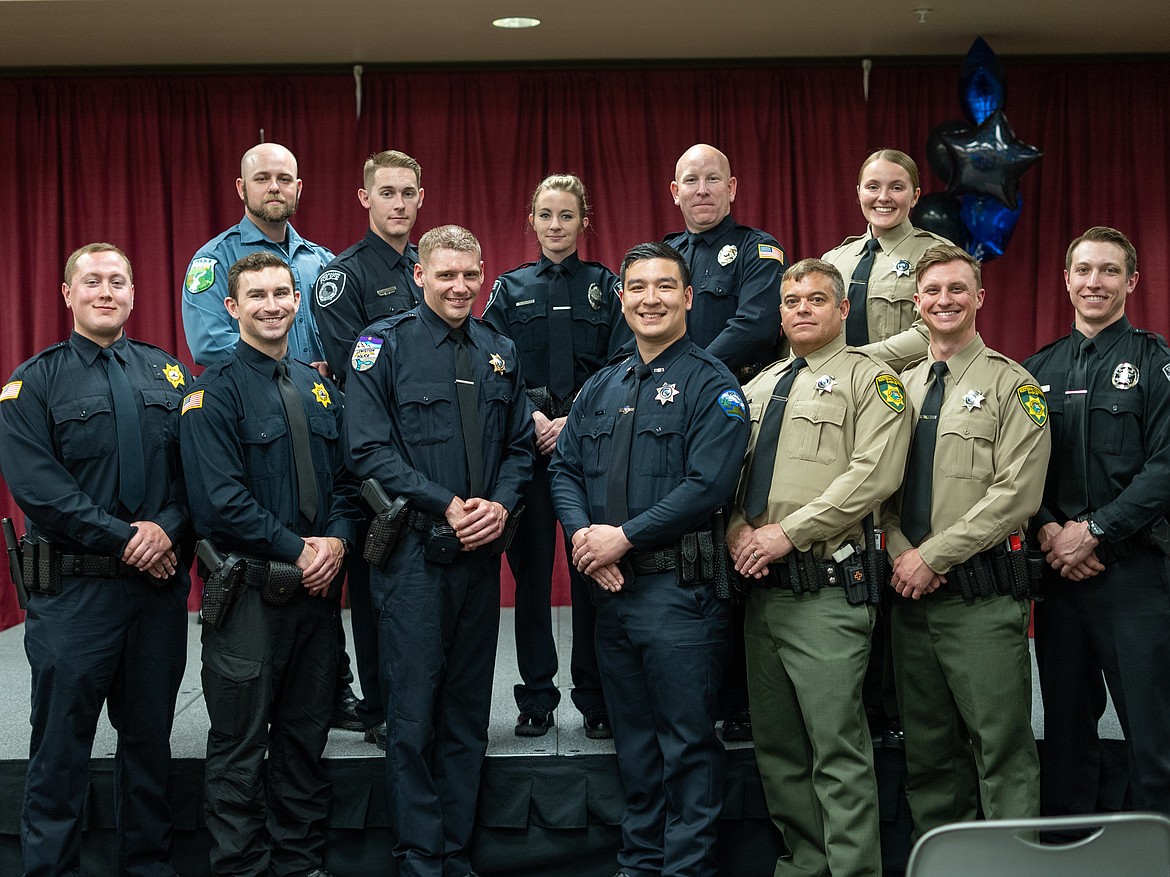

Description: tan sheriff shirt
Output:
[885,334,1051,573]
[731,333,912,558]
[822,218,952,372]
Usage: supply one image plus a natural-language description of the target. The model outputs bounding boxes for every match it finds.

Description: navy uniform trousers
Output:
[23,574,187,877]
[595,570,730,877]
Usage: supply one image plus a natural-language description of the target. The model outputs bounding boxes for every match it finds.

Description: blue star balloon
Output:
[961,194,1022,263]
[940,108,1042,210]
[960,37,1006,125]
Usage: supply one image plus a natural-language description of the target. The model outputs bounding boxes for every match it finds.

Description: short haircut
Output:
[64,242,132,285]
[530,173,589,217]
[916,244,983,290]
[782,258,846,306]
[227,252,294,300]
[363,150,422,191]
[418,225,481,265]
[858,148,920,190]
[1065,226,1137,277]
[620,241,691,288]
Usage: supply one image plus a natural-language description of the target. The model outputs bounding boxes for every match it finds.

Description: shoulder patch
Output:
[351,334,383,372]
[315,269,347,308]
[1163,363,1170,384]
[874,374,907,412]
[1016,383,1048,427]
[184,257,217,294]
[718,389,748,422]
[757,243,786,263]
[0,380,22,402]
[181,390,204,415]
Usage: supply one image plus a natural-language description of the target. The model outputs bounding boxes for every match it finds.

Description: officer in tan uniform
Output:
[822,149,952,372]
[727,258,912,877]
[885,244,1050,837]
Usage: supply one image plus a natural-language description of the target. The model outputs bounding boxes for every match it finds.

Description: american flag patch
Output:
[0,381,22,402]
[758,244,786,263]
[181,390,204,415]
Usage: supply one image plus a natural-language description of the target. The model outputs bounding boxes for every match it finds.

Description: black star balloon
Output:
[940,107,1042,210]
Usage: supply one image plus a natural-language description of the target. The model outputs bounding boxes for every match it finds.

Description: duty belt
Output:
[406,509,446,532]
[57,552,139,579]
[526,386,576,420]
[627,547,678,575]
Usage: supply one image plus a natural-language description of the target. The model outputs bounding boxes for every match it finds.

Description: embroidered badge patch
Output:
[162,363,185,389]
[758,244,786,263]
[1111,362,1139,390]
[184,258,217,294]
[315,269,347,308]
[875,374,907,413]
[312,382,332,408]
[718,245,738,266]
[1163,363,1170,384]
[1016,384,1048,427]
[489,353,506,375]
[181,390,204,415]
[718,389,747,422]
[0,380,22,402]
[351,335,382,372]
[655,382,679,405]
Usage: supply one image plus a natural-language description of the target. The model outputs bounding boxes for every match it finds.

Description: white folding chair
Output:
[905,813,1170,877]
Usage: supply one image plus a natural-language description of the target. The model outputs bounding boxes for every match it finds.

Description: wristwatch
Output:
[1085,517,1106,539]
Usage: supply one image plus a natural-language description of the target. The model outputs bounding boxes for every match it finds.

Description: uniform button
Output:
[655,426,661,433]
[1112,405,1118,412]
[423,396,430,402]
[261,432,267,438]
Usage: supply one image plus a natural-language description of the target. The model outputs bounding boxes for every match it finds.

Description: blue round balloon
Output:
[912,193,969,249]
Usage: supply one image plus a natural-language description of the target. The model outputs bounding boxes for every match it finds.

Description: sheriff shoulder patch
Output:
[0,380,22,402]
[1016,383,1048,427]
[184,258,217,294]
[718,389,747,422]
[181,390,204,415]
[875,374,906,412]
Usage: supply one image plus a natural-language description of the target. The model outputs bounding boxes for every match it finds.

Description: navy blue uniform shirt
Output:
[549,335,749,548]
[482,252,630,395]
[344,301,535,517]
[313,230,423,381]
[0,331,192,558]
[1025,316,1170,541]
[180,339,361,563]
[664,214,787,372]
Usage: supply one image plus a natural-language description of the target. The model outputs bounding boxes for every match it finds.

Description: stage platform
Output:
[0,607,1124,876]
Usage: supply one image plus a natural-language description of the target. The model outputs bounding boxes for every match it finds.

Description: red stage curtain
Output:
[2,60,1168,629]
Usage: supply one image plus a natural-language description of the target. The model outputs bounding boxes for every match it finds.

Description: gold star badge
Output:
[489,353,506,375]
[162,363,185,389]
[312,382,332,408]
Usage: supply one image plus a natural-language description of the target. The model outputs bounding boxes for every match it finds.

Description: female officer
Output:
[822,148,952,372]
[482,174,628,739]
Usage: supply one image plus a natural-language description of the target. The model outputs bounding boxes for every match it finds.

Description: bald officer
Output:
[727,258,911,877]
[885,245,1049,838]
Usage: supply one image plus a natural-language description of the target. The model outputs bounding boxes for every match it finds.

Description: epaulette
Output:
[135,339,186,361]
[1028,335,1066,359]
[1134,327,1170,352]
[373,310,419,333]
[22,340,70,365]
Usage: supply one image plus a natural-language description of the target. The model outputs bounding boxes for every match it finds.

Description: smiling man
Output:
[883,244,1050,839]
[1024,226,1170,816]
[727,257,911,877]
[180,251,360,877]
[549,242,749,877]
[344,225,534,877]
[0,243,193,877]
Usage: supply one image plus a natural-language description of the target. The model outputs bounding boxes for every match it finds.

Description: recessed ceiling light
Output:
[492,16,541,29]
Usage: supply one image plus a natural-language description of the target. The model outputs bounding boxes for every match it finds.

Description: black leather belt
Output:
[627,548,677,575]
[57,552,138,579]
[406,509,444,532]
[757,562,796,590]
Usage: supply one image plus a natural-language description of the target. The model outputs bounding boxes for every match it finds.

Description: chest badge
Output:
[312,382,332,408]
[588,283,603,310]
[489,352,507,375]
[655,382,679,405]
[717,245,738,266]
[962,389,985,411]
[894,259,912,277]
[162,363,185,389]
[814,374,837,395]
[1112,362,1139,389]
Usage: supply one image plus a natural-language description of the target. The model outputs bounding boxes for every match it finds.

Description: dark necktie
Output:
[452,328,484,497]
[1056,338,1094,518]
[275,360,319,523]
[741,357,807,519]
[901,360,949,546]
[845,238,881,346]
[100,348,146,514]
[547,263,575,399]
[605,363,652,525]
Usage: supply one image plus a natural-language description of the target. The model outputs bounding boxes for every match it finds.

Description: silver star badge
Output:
[894,259,912,277]
[962,389,985,411]
[815,374,837,395]
[655,382,679,405]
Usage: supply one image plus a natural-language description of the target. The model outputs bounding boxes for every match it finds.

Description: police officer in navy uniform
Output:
[482,173,629,739]
[0,243,192,877]
[1024,226,1170,816]
[344,226,534,877]
[664,143,788,741]
[181,252,361,877]
[313,150,426,747]
[550,242,749,877]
